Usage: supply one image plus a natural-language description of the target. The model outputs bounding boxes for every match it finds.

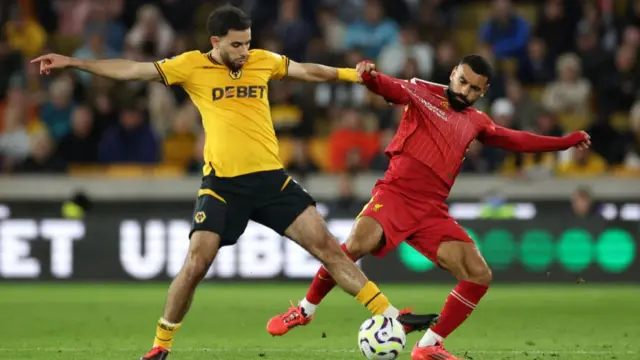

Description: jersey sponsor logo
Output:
[211,85,267,101]
[229,69,242,80]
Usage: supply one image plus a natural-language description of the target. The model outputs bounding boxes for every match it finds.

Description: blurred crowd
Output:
[1,0,640,179]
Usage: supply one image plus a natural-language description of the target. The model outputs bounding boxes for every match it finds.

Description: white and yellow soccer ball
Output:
[358,315,407,359]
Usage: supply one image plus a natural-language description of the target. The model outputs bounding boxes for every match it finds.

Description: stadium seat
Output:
[611,165,640,177]
[610,112,630,132]
[526,86,544,103]
[500,58,519,77]
[455,29,478,55]
[309,137,330,172]
[153,164,186,177]
[105,165,148,178]
[558,112,590,132]
[278,136,293,166]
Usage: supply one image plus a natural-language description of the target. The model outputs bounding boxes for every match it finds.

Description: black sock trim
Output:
[364,291,382,307]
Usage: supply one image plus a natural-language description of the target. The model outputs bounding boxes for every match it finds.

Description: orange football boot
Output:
[266,301,313,336]
[411,342,462,360]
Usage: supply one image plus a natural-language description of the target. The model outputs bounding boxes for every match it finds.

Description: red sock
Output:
[431,281,489,338]
[305,243,357,304]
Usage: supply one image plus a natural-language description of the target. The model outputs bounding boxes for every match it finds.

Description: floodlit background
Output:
[0,1,638,360]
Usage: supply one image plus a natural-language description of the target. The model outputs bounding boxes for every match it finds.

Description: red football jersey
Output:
[385,78,492,191]
[361,73,582,201]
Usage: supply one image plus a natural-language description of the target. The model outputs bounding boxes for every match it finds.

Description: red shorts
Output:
[359,184,474,264]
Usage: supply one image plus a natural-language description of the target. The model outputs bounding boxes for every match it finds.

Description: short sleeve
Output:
[264,51,290,80]
[154,52,194,86]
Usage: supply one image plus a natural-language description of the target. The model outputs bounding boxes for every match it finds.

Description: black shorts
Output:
[189,168,315,247]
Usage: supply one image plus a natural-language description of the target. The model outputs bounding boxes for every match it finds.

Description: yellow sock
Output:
[356,281,391,315]
[153,318,182,350]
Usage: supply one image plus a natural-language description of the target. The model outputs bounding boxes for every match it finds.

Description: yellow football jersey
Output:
[154,49,290,177]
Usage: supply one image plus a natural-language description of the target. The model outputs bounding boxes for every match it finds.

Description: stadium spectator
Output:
[542,53,591,115]
[460,140,490,174]
[596,44,640,118]
[0,99,31,170]
[378,26,434,78]
[557,147,607,176]
[286,137,320,177]
[14,131,67,173]
[575,25,609,85]
[162,105,197,168]
[4,5,47,58]
[273,0,312,62]
[40,75,75,139]
[517,37,555,85]
[329,107,379,173]
[315,5,347,53]
[430,40,458,85]
[569,185,600,218]
[3,0,640,178]
[343,0,399,59]
[505,76,540,131]
[621,102,640,169]
[506,111,563,178]
[369,128,394,172]
[414,0,455,44]
[479,0,530,61]
[125,4,175,59]
[186,132,204,174]
[533,0,578,61]
[57,105,98,164]
[98,105,159,164]
[72,30,118,86]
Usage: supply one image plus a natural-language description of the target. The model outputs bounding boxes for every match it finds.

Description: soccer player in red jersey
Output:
[266,55,591,360]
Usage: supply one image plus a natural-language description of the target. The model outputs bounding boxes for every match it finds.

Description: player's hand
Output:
[571,131,591,150]
[356,61,378,80]
[30,53,72,75]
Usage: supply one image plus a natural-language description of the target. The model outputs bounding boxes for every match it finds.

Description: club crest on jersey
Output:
[194,211,206,224]
[441,101,450,110]
[229,69,242,80]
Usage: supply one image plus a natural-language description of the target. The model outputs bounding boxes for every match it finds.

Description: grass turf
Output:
[1,283,638,360]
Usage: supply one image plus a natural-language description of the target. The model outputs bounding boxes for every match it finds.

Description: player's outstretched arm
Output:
[286,60,362,83]
[357,61,410,105]
[479,125,591,153]
[31,53,161,82]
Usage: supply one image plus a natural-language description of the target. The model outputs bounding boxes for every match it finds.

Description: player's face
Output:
[447,64,489,111]
[212,29,251,71]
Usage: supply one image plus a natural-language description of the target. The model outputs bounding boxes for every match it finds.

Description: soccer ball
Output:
[358,315,407,359]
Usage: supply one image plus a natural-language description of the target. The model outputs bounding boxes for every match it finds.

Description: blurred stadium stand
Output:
[1,0,640,197]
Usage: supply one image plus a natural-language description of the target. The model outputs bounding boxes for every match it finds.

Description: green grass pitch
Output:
[2,283,639,360]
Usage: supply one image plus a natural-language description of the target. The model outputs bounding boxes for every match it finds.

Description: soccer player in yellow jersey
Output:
[32,5,438,360]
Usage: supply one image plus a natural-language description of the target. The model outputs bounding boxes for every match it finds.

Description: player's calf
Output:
[285,208,400,316]
[414,240,491,355]
[141,231,221,359]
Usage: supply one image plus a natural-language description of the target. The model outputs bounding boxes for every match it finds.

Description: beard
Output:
[446,87,473,111]
[221,50,244,72]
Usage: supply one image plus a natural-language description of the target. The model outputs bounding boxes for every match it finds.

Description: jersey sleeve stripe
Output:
[153,62,169,86]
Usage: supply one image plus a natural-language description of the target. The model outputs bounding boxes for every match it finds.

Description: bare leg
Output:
[149,231,221,353]
[163,231,221,322]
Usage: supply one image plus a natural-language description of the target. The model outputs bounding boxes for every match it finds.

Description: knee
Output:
[345,237,370,259]
[465,266,492,286]
[182,249,212,283]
